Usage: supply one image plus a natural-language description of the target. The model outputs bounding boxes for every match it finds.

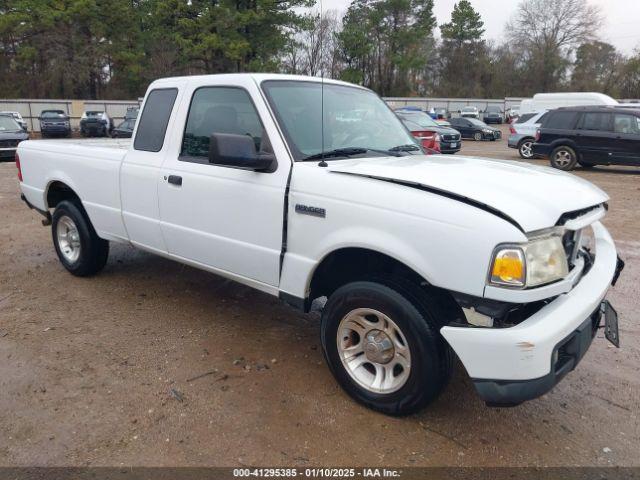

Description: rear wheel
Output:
[320,280,457,416]
[550,146,578,171]
[52,200,109,276]
[473,132,482,141]
[518,138,535,159]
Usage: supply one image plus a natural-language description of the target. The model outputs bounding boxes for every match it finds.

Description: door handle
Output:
[167,175,182,186]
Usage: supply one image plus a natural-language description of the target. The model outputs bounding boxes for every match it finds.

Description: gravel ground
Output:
[0,127,638,467]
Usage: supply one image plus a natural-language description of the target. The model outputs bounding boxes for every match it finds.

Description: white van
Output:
[519,92,618,115]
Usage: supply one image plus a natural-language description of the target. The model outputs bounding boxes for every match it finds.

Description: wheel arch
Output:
[305,247,462,320]
[45,180,81,209]
[517,136,535,147]
[549,139,581,156]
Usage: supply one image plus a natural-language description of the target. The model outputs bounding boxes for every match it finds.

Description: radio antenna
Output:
[318,0,328,167]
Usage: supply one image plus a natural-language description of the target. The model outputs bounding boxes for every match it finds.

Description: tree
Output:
[338,0,436,95]
[507,0,603,92]
[436,0,488,97]
[571,41,623,95]
[440,0,484,46]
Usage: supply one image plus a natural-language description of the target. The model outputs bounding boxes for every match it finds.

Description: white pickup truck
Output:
[17,74,624,415]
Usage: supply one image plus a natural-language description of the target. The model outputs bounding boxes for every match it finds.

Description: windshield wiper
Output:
[388,144,421,152]
[303,147,401,162]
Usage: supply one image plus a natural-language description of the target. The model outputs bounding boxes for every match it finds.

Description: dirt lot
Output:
[0,127,639,467]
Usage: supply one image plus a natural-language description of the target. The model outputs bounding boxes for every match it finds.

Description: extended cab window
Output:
[181,87,265,161]
[579,112,612,131]
[134,88,178,152]
[613,114,640,135]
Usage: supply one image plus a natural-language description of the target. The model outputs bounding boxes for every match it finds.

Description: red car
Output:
[396,110,462,154]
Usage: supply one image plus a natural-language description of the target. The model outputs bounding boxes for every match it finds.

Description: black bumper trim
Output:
[21,193,52,226]
[472,307,601,407]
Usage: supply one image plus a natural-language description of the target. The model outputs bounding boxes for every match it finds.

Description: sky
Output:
[317,0,640,54]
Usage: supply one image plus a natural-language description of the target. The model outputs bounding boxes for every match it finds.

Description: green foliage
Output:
[440,0,484,44]
[0,0,312,98]
[436,0,486,97]
[338,0,436,95]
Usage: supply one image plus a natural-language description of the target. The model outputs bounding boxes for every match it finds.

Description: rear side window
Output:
[613,114,640,135]
[515,113,536,123]
[134,88,178,152]
[578,112,611,131]
[542,111,578,129]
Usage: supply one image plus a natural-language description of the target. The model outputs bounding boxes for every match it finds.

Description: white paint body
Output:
[519,92,619,115]
[17,74,617,384]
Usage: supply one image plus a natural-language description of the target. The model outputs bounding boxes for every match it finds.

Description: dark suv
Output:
[533,106,640,170]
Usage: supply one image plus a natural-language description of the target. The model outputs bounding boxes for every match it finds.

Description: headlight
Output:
[489,233,569,288]
[483,128,492,133]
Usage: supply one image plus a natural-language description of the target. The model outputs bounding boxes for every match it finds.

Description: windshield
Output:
[41,110,66,119]
[86,111,104,117]
[0,116,22,131]
[261,80,417,160]
[396,111,440,128]
[462,107,477,112]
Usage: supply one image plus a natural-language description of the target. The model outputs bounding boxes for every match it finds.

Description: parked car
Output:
[39,110,71,138]
[396,110,461,154]
[508,111,548,159]
[434,108,449,120]
[0,111,28,131]
[17,73,623,415]
[449,117,501,141]
[533,106,640,170]
[460,106,480,119]
[111,118,135,138]
[80,111,114,137]
[0,114,29,161]
[483,105,505,124]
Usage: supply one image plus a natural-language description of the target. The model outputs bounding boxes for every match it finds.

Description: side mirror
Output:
[208,133,276,172]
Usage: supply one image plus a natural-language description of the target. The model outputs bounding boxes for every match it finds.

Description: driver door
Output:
[157,78,291,290]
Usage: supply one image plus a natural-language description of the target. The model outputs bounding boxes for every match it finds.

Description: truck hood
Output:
[327,155,609,232]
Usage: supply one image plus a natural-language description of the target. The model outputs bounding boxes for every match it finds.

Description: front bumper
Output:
[0,147,18,159]
[440,141,461,154]
[42,126,71,135]
[441,221,618,404]
[474,309,601,406]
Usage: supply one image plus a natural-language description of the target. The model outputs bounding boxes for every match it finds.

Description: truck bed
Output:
[18,138,129,242]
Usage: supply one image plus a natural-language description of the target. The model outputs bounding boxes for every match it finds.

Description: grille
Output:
[493,131,502,139]
[0,139,19,148]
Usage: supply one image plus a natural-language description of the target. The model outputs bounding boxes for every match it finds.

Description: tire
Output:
[473,132,482,141]
[51,200,109,276]
[550,146,578,171]
[518,138,535,159]
[320,280,457,416]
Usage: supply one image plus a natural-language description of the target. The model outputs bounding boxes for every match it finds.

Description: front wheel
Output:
[550,146,578,171]
[518,139,535,159]
[320,281,455,416]
[52,200,109,276]
[473,132,482,141]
